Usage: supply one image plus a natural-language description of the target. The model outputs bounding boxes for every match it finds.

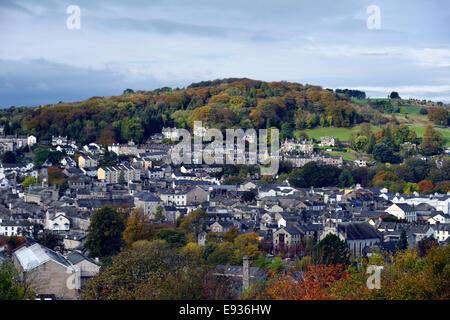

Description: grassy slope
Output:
[294,125,380,141]
[294,98,450,146]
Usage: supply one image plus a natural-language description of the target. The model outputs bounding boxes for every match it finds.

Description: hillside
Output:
[0,78,448,146]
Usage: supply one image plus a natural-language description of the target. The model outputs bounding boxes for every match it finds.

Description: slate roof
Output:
[338,222,381,240]
[396,203,415,212]
[213,265,266,280]
[135,191,161,202]
[66,251,97,266]
[283,226,302,235]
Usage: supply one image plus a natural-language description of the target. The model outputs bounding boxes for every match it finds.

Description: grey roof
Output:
[214,265,266,280]
[396,203,415,212]
[338,222,381,240]
[135,191,161,202]
[283,226,302,235]
[66,251,97,266]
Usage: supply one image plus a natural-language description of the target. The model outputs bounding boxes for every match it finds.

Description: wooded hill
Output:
[0,78,446,146]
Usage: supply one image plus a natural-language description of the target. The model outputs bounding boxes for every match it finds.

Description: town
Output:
[0,121,449,300]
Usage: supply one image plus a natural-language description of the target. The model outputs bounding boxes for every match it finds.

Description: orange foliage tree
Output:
[268,264,348,300]
[418,180,434,194]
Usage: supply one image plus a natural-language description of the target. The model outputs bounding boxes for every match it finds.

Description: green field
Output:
[409,126,450,147]
[294,125,450,146]
[323,150,359,161]
[294,125,380,141]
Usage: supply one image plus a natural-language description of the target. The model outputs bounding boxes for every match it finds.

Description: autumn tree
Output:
[428,107,448,126]
[47,166,67,189]
[83,240,235,300]
[232,232,262,262]
[122,209,154,247]
[421,124,444,155]
[97,128,116,147]
[179,209,207,242]
[224,225,239,243]
[268,264,348,300]
[330,246,450,300]
[418,180,434,194]
[417,236,437,257]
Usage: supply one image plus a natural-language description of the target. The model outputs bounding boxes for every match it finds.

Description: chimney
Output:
[242,255,250,292]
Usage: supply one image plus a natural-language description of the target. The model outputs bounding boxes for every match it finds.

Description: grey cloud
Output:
[0,59,176,108]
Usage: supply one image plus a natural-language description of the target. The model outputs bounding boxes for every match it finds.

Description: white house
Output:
[27,135,37,146]
[385,203,417,222]
[46,212,71,231]
[428,212,450,225]
[426,224,450,243]
[354,159,367,167]
[0,219,31,236]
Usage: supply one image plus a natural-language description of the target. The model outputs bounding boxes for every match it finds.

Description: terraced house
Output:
[98,164,141,184]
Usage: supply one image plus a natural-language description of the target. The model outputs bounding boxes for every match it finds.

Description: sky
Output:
[0,0,449,108]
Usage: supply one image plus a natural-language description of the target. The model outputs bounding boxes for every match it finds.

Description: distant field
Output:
[294,125,380,141]
[409,126,450,147]
[351,98,392,104]
[324,150,359,161]
[294,124,450,146]
[398,105,422,114]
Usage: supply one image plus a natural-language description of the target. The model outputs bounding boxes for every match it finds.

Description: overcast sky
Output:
[0,0,449,107]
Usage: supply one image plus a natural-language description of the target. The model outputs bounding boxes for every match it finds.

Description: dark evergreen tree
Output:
[85,207,126,258]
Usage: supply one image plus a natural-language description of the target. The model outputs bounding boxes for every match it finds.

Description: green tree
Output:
[36,231,64,253]
[207,242,235,265]
[154,229,186,248]
[241,191,256,203]
[373,142,401,164]
[0,151,16,164]
[313,234,350,265]
[390,92,401,99]
[396,229,408,252]
[85,207,126,258]
[366,134,376,154]
[354,135,369,152]
[153,206,165,222]
[0,260,34,300]
[338,170,354,188]
[21,176,37,188]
